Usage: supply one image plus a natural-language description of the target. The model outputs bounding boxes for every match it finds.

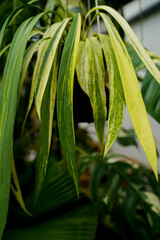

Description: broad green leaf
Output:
[141,66,160,123]
[99,13,158,179]
[99,34,125,155]
[130,183,160,216]
[57,14,81,195]
[3,160,96,240]
[0,12,46,239]
[11,156,31,216]
[103,174,121,210]
[117,128,138,147]
[35,50,59,202]
[35,18,70,120]
[76,37,107,148]
[84,6,160,84]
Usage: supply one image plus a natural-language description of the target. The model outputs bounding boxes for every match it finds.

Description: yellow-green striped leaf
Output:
[0,12,46,239]
[100,13,158,179]
[18,40,42,104]
[57,14,81,195]
[85,6,160,84]
[35,18,69,120]
[76,37,107,148]
[22,23,60,130]
[35,50,59,202]
[99,34,125,155]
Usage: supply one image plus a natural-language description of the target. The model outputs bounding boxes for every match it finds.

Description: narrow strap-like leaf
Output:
[84,6,160,84]
[22,19,69,131]
[35,18,70,120]
[100,13,158,179]
[11,155,31,216]
[0,0,38,49]
[18,40,42,104]
[57,14,81,195]
[0,12,46,239]
[76,37,107,148]
[34,50,59,202]
[99,34,125,155]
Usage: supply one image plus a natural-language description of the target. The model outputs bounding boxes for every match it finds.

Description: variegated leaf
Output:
[0,12,46,239]
[99,34,125,155]
[85,6,160,83]
[57,14,81,195]
[76,37,107,148]
[35,50,59,202]
[100,13,158,179]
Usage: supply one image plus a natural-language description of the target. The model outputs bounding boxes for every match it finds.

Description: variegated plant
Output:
[0,1,160,238]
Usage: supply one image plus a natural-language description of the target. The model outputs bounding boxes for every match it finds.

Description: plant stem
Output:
[87,0,91,25]
[66,0,68,17]
[85,13,99,39]
[95,0,100,34]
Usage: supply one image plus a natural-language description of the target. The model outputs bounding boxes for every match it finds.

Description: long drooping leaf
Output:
[0,12,46,239]
[99,13,158,179]
[3,160,96,240]
[57,14,81,194]
[76,37,107,148]
[18,40,42,104]
[23,19,69,130]
[35,50,59,202]
[141,65,160,123]
[35,18,69,119]
[84,6,160,84]
[99,34,125,155]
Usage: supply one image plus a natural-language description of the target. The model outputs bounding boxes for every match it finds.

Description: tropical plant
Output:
[0,0,160,239]
[79,152,160,240]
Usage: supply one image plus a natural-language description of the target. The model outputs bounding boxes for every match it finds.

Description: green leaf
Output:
[0,0,38,50]
[3,160,96,240]
[84,6,160,84]
[99,34,125,155]
[76,41,89,95]
[76,37,107,148]
[57,14,81,195]
[35,50,59,202]
[99,13,158,179]
[35,18,70,120]
[22,19,69,131]
[117,128,138,147]
[18,40,42,104]
[0,44,11,58]
[0,12,46,239]
[141,65,160,123]
[11,156,31,216]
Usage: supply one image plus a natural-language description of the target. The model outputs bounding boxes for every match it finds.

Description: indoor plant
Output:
[0,0,160,238]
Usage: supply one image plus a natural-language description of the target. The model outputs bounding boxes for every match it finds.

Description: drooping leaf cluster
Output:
[0,1,160,238]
